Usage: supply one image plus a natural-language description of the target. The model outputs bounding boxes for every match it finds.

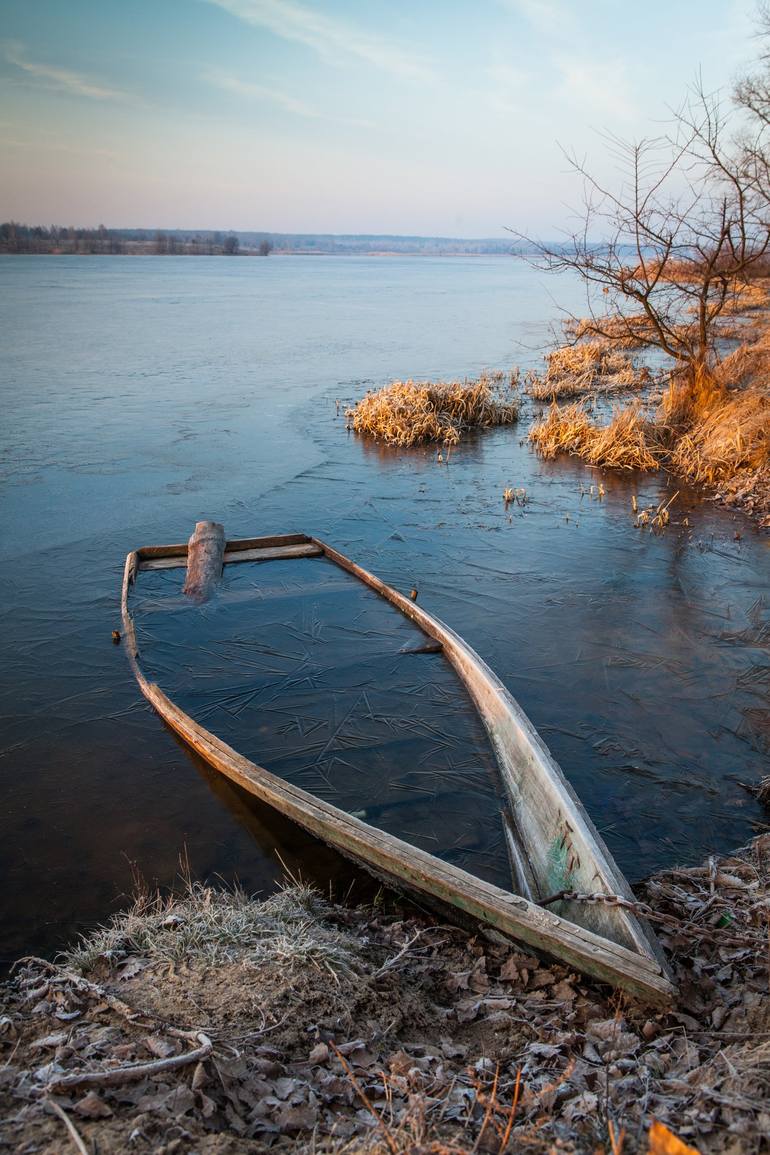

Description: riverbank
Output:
[2,835,769,1153]
[525,294,770,529]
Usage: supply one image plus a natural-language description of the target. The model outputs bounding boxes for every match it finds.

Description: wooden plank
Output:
[139,543,323,571]
[139,556,191,571]
[136,543,189,560]
[136,533,310,561]
[225,533,310,551]
[224,544,323,564]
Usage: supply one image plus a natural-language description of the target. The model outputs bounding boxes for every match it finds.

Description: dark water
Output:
[1,255,768,967]
[133,555,509,888]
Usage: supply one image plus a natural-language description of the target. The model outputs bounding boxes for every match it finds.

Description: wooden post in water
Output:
[183,521,226,602]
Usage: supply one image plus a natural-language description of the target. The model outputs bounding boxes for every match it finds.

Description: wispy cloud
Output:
[206,0,432,79]
[206,69,374,126]
[3,42,127,101]
[493,3,637,124]
[554,55,637,122]
[497,0,574,37]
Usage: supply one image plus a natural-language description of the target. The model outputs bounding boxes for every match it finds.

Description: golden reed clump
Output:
[529,402,663,471]
[669,388,769,485]
[528,282,770,521]
[526,341,653,401]
[563,315,658,350]
[346,376,519,447]
[530,362,769,519]
[720,280,770,315]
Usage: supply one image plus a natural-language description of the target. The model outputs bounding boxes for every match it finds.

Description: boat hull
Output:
[121,533,675,1004]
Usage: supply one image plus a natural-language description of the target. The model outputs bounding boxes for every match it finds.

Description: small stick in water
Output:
[183,521,226,602]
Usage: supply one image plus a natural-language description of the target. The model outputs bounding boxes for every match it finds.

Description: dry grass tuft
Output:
[530,349,770,522]
[346,376,518,447]
[528,401,594,459]
[721,279,770,314]
[635,491,679,532]
[526,341,652,401]
[529,402,663,471]
[564,314,660,350]
[669,388,770,485]
[66,879,359,978]
[584,405,665,470]
[716,327,770,389]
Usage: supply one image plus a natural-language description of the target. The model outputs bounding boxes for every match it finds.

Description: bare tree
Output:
[734,2,770,196]
[512,83,770,385]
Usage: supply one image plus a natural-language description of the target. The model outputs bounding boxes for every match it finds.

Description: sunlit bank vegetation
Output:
[346,374,519,447]
[517,21,770,524]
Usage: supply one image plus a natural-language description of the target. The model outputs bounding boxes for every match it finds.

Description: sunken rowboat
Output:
[121,527,675,1004]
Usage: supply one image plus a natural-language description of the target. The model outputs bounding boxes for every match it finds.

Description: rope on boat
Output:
[540,889,761,948]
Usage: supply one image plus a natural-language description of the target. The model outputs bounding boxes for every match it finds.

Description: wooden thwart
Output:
[121,528,676,1004]
[140,543,323,571]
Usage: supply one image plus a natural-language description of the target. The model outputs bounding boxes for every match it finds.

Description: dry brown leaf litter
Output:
[2,836,770,1154]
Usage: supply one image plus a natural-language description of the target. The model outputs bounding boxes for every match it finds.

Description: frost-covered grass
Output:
[66,880,360,978]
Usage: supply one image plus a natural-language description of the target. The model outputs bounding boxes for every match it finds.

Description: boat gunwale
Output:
[120,533,676,1004]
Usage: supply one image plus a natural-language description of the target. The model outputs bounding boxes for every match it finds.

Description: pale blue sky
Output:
[0,0,761,233]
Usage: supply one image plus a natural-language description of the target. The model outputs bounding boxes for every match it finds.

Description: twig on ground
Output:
[46,1032,212,1093]
[332,1043,399,1155]
[371,929,441,980]
[45,1100,90,1155]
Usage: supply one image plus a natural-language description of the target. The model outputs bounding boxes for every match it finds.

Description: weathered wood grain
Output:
[182,521,225,602]
[316,539,669,973]
[140,543,323,571]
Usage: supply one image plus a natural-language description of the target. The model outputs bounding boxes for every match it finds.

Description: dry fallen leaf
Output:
[117,956,149,981]
[309,1042,329,1065]
[648,1120,701,1154]
[29,1032,67,1051]
[278,1101,317,1132]
[144,1034,175,1059]
[192,1060,209,1090]
[562,1091,598,1121]
[74,1091,113,1119]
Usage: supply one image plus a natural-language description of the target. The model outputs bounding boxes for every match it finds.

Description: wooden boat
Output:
[121,529,675,1004]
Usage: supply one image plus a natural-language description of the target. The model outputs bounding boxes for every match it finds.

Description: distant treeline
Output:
[0,223,265,255]
[0,222,520,256]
